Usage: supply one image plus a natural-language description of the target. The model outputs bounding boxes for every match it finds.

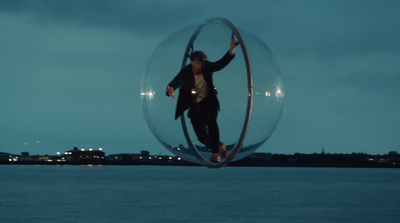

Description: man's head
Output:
[190,51,208,74]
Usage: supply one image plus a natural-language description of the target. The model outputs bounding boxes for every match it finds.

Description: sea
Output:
[0,165,399,223]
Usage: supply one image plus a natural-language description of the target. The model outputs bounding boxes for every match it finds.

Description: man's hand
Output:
[167,86,175,99]
[230,38,239,55]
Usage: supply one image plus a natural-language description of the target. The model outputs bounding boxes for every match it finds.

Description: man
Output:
[166,38,238,163]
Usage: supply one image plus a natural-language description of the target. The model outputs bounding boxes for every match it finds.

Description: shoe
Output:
[219,142,227,159]
[210,153,221,163]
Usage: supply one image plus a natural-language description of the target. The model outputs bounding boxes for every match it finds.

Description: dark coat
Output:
[166,51,235,119]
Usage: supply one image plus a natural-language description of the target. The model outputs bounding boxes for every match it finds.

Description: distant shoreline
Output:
[2,150,399,168]
[1,158,399,168]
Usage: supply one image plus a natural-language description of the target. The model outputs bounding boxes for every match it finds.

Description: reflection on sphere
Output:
[141,18,284,167]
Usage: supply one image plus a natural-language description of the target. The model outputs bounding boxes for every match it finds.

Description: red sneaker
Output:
[210,153,221,163]
[219,142,227,159]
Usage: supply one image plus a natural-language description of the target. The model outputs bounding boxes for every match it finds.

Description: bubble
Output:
[141,18,284,168]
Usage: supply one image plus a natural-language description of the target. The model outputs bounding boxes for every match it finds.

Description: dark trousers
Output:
[188,97,220,154]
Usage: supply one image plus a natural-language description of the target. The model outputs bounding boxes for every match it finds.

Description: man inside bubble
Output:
[166,38,239,163]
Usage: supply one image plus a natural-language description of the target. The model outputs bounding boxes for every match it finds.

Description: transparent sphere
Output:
[141,18,284,167]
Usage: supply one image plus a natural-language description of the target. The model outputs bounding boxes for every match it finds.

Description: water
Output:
[0,165,399,223]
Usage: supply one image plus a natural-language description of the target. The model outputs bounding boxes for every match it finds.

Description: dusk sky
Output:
[1,0,399,156]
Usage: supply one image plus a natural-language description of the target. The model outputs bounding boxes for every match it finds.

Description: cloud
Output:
[0,0,200,35]
[263,0,400,60]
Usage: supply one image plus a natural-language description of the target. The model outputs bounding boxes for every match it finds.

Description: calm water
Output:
[0,165,399,223]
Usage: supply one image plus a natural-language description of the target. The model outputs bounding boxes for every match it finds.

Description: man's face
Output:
[191,60,202,74]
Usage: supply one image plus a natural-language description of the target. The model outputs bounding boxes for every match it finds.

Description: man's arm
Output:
[229,38,238,55]
[166,86,175,99]
[208,38,238,72]
[166,68,186,98]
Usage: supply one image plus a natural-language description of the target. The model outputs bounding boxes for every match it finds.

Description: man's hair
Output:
[189,51,208,62]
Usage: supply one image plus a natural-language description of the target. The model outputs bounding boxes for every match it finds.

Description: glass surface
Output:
[141,19,284,165]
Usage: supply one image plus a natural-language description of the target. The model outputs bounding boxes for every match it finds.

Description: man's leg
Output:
[205,106,222,163]
[205,109,220,154]
[191,117,212,148]
[189,101,213,149]
[189,97,221,161]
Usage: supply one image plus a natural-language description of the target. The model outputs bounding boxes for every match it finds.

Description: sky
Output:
[1,0,399,156]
